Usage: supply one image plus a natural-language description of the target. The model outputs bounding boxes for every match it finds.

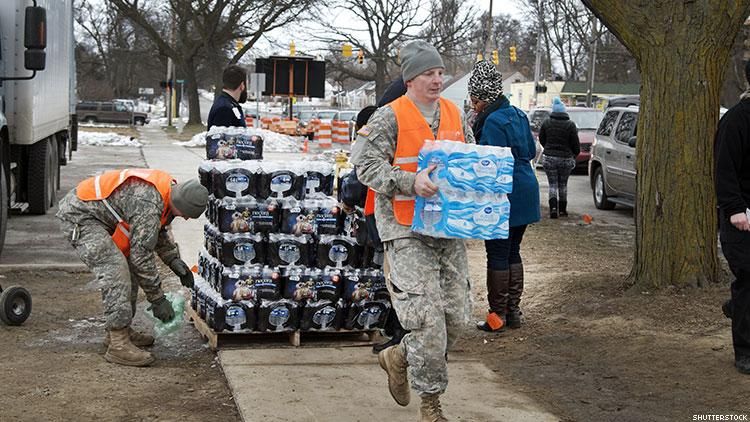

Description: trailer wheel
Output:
[27,138,55,214]
[0,165,8,257]
[0,286,32,326]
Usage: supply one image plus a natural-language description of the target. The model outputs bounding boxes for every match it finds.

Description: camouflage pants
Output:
[384,235,471,396]
[60,219,142,330]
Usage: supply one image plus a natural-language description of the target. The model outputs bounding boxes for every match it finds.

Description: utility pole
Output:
[485,0,493,57]
[586,15,598,108]
[532,2,543,108]
[166,14,176,127]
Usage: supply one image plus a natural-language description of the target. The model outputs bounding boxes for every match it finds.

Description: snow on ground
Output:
[78,131,143,147]
[174,128,301,153]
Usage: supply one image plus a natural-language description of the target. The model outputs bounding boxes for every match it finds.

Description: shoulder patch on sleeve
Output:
[357,125,372,137]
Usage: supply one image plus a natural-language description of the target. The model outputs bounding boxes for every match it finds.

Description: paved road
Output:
[536,168,635,228]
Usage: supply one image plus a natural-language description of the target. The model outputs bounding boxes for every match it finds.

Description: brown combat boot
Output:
[104,328,155,367]
[378,344,410,406]
[420,393,448,422]
[104,327,155,347]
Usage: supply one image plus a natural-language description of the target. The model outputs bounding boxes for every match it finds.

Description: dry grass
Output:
[78,125,139,138]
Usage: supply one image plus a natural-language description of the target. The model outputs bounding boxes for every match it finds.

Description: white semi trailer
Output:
[0,0,77,255]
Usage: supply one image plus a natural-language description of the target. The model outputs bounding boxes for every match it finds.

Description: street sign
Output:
[249,72,265,97]
[138,87,155,95]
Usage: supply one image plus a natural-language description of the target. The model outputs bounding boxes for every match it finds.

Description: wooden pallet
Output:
[186,305,381,350]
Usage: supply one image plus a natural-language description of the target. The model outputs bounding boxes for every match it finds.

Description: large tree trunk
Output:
[375,59,387,100]
[581,1,750,289]
[182,57,202,126]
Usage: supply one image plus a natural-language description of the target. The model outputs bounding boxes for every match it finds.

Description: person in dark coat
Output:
[468,60,541,332]
[539,97,580,218]
[207,65,248,130]
[715,60,750,375]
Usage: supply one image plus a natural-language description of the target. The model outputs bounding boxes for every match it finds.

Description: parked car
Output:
[589,106,639,209]
[76,101,149,125]
[528,106,604,171]
[590,105,728,211]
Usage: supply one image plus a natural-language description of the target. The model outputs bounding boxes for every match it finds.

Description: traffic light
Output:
[342,43,352,57]
[236,40,244,52]
[509,46,517,62]
[491,50,499,65]
[357,50,364,64]
[289,40,296,56]
[476,52,483,62]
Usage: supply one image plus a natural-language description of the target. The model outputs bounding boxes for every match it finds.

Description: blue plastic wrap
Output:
[418,141,514,194]
[412,190,510,240]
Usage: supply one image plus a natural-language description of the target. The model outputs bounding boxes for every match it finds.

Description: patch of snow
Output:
[78,131,143,147]
[173,127,302,153]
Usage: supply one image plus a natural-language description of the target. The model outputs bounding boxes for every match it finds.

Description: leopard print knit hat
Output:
[468,60,503,104]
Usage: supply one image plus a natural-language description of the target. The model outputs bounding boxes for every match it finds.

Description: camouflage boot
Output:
[104,328,155,367]
[378,344,410,406]
[420,393,448,422]
[104,327,155,347]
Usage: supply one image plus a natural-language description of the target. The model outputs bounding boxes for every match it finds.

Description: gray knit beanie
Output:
[401,41,444,82]
[171,179,208,218]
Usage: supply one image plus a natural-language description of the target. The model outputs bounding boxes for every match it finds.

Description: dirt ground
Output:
[458,214,750,421]
[0,265,241,422]
[1,209,747,421]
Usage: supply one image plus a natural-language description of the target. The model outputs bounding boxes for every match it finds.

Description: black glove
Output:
[169,258,194,289]
[149,296,175,323]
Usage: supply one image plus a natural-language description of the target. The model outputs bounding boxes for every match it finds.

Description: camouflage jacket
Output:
[350,98,475,242]
[56,179,181,289]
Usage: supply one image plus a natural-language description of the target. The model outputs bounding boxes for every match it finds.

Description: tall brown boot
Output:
[507,263,525,329]
[476,269,510,332]
[104,327,155,347]
[104,328,155,367]
[378,344,410,406]
[420,393,448,422]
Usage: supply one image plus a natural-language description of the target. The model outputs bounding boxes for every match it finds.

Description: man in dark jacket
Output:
[715,60,750,375]
[207,65,247,130]
[539,97,580,218]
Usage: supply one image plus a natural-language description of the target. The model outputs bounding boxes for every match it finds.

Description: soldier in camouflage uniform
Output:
[351,41,474,422]
[56,170,208,367]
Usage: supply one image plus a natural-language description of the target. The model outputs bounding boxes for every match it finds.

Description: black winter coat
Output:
[715,97,750,217]
[539,112,580,159]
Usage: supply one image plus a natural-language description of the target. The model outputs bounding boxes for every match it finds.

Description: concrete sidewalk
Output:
[220,347,557,422]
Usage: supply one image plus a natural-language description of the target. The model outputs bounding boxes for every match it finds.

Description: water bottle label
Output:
[473,206,500,226]
[473,159,497,178]
[226,172,250,194]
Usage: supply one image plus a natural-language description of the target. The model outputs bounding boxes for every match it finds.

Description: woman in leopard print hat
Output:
[468,60,541,333]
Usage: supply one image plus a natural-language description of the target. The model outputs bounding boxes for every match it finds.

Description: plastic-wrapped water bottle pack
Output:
[199,159,334,200]
[412,190,511,239]
[205,126,264,160]
[418,141,514,194]
[412,141,513,239]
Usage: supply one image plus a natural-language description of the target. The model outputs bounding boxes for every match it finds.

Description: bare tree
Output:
[313,0,426,99]
[420,0,479,76]
[110,0,316,126]
[581,0,750,289]
[75,0,164,99]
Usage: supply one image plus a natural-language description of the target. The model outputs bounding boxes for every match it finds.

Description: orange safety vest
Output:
[390,96,465,225]
[76,169,176,257]
[364,189,376,216]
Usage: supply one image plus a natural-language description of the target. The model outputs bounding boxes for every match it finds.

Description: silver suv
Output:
[589,106,639,209]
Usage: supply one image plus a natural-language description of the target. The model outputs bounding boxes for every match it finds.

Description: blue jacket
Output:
[475,96,541,227]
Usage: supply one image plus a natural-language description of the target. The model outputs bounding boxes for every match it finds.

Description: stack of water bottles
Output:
[192,136,391,335]
[412,141,514,239]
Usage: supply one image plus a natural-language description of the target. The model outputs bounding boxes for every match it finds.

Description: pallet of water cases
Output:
[185,304,381,350]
